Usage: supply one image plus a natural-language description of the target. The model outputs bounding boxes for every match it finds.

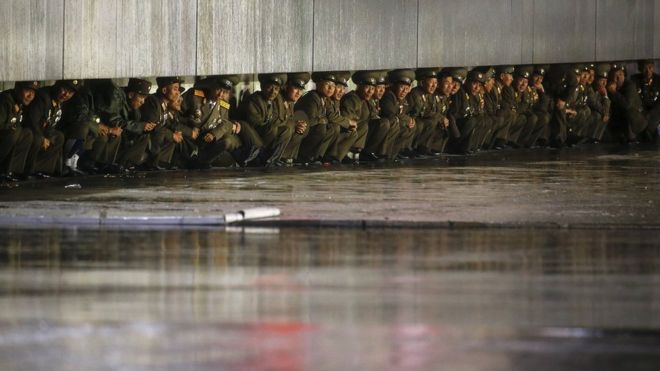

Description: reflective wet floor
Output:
[1,227,659,370]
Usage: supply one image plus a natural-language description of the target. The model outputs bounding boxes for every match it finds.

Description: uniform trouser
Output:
[171,135,198,167]
[27,129,65,175]
[238,122,264,152]
[282,120,308,160]
[566,108,592,142]
[197,134,242,166]
[328,128,359,160]
[506,113,528,144]
[298,123,340,161]
[611,110,647,141]
[451,116,480,153]
[534,111,551,144]
[550,110,568,146]
[645,105,660,138]
[486,114,508,147]
[412,118,438,151]
[148,127,176,166]
[255,123,294,163]
[89,134,121,165]
[586,112,605,141]
[363,118,395,156]
[117,134,150,167]
[517,112,541,147]
[351,120,370,151]
[390,124,416,158]
[429,127,449,153]
[0,128,33,175]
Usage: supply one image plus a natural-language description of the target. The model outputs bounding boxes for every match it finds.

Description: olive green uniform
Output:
[24,87,66,175]
[0,89,34,177]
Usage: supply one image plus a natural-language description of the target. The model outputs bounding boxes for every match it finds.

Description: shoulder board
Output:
[219,100,231,110]
[194,89,206,98]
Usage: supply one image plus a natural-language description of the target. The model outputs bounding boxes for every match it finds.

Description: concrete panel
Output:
[64,0,197,79]
[655,0,660,58]
[0,0,64,81]
[418,0,523,68]
[533,0,597,63]
[596,0,654,61]
[313,0,417,71]
[197,0,313,75]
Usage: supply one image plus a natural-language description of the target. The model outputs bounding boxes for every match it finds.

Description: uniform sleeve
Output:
[327,100,350,128]
[379,92,399,121]
[294,93,322,126]
[243,96,269,128]
[24,93,47,144]
[140,95,162,125]
[340,94,362,121]
[0,97,11,130]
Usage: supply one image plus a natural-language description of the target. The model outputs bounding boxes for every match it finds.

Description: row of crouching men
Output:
[1,60,659,182]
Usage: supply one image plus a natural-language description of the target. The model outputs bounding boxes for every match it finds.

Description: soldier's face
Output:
[421,77,438,95]
[218,88,231,102]
[514,78,526,92]
[451,81,461,95]
[440,77,453,96]
[469,81,481,95]
[263,83,280,101]
[500,73,513,86]
[614,70,626,88]
[483,78,495,93]
[531,75,543,86]
[317,81,335,98]
[579,71,590,86]
[162,83,181,102]
[334,85,347,101]
[128,92,147,110]
[643,63,655,80]
[587,70,596,85]
[18,88,35,106]
[596,78,607,90]
[56,87,75,103]
[285,86,303,102]
[357,85,375,100]
[393,84,410,100]
[374,85,386,100]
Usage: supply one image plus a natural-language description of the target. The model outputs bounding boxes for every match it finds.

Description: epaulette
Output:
[218,100,231,110]
[194,89,206,98]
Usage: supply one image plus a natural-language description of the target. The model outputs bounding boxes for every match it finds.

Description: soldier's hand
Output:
[603,115,610,124]
[295,120,307,134]
[442,117,449,128]
[597,85,608,96]
[607,82,617,94]
[204,133,215,143]
[191,128,200,140]
[232,122,241,134]
[534,82,545,93]
[408,118,416,129]
[98,124,110,136]
[566,109,577,118]
[144,122,157,132]
[348,120,358,132]
[109,127,123,137]
[556,99,566,110]
[42,138,51,150]
[173,131,184,143]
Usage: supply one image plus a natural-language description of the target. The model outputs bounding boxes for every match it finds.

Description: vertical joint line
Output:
[195,0,199,76]
[311,0,315,72]
[416,0,420,68]
[62,0,66,79]
[594,0,598,61]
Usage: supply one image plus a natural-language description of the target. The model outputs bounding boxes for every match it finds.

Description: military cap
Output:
[533,65,549,77]
[55,79,82,92]
[595,63,611,79]
[572,64,589,75]
[637,59,654,69]
[351,71,376,86]
[14,80,41,91]
[156,76,182,89]
[496,66,515,75]
[585,63,597,71]
[375,71,388,85]
[126,78,152,95]
[610,63,626,72]
[466,70,486,84]
[287,72,311,89]
[514,65,534,79]
[440,67,467,84]
[311,71,337,84]
[194,76,221,91]
[387,69,416,85]
[472,66,496,80]
[415,67,440,81]
[258,73,287,86]
[334,71,351,87]
[217,75,241,90]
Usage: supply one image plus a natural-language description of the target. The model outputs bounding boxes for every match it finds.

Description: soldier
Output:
[512,67,543,148]
[93,78,157,169]
[24,80,75,176]
[139,76,185,169]
[238,73,294,166]
[327,71,363,163]
[0,81,39,181]
[295,72,341,164]
[407,68,447,155]
[607,63,647,143]
[631,59,660,140]
[529,65,553,147]
[475,66,508,149]
[435,71,461,151]
[341,71,394,161]
[380,69,417,159]
[590,64,612,143]
[448,70,485,154]
[582,64,610,144]
[279,72,311,163]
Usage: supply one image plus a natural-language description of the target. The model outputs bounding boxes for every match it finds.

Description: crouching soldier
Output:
[607,63,647,143]
[24,80,76,176]
[279,72,311,163]
[407,67,445,156]
[0,81,39,181]
[238,73,294,166]
[380,69,417,159]
[327,71,364,163]
[93,78,157,169]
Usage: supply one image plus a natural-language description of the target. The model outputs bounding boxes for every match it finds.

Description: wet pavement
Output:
[1,227,660,370]
[0,144,658,227]
[0,144,659,370]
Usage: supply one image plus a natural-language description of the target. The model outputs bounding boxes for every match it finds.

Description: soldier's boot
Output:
[118,135,150,168]
[32,131,65,176]
[264,125,293,166]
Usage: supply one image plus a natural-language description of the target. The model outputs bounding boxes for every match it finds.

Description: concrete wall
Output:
[0,0,658,81]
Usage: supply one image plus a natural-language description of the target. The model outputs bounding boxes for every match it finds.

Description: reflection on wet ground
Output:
[0,144,658,226]
[1,227,659,370]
